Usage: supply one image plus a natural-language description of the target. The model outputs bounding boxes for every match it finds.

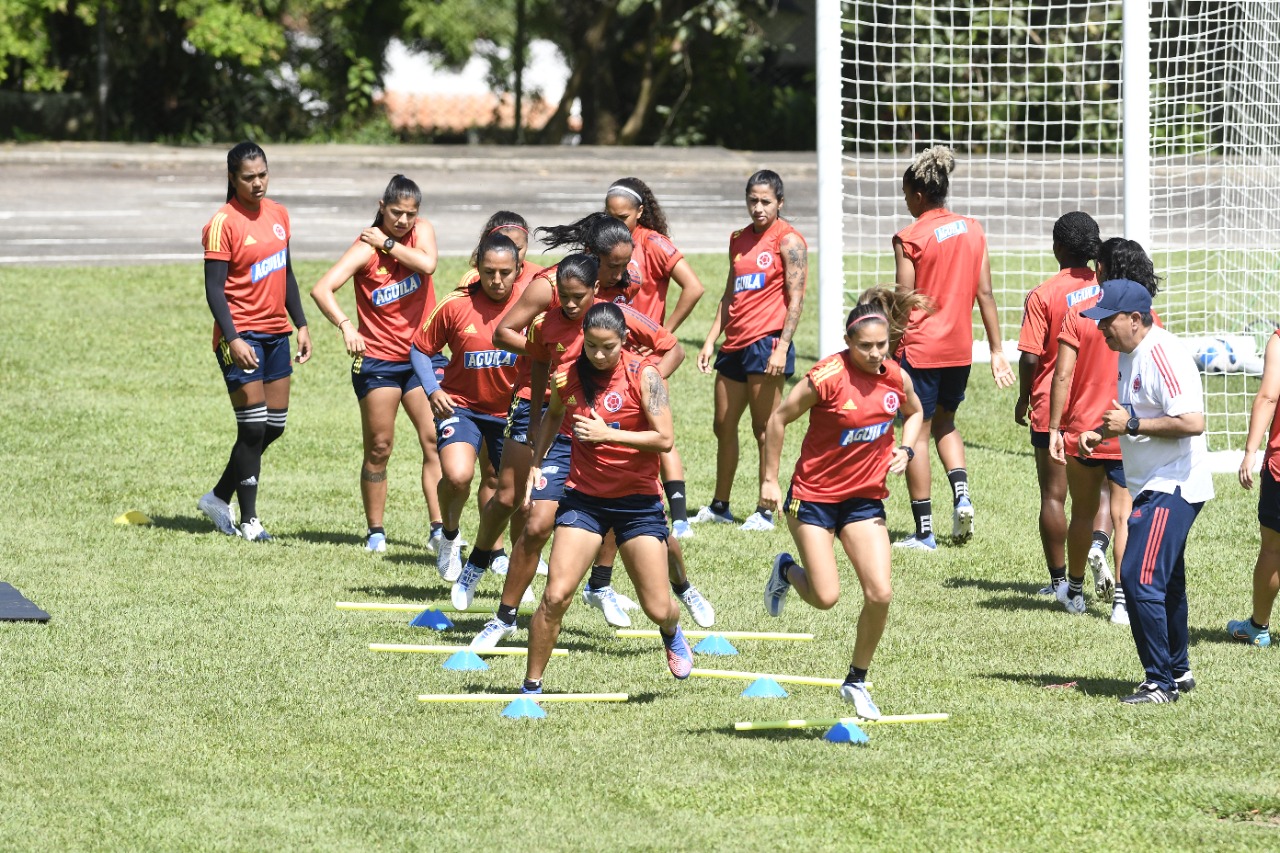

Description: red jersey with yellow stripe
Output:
[412,283,526,417]
[202,197,293,348]
[555,349,662,499]
[896,208,987,368]
[1267,331,1280,479]
[1017,268,1098,432]
[723,218,806,351]
[353,222,434,362]
[790,352,904,502]
[626,225,683,324]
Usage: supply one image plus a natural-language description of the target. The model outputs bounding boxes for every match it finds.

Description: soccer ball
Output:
[1194,337,1238,374]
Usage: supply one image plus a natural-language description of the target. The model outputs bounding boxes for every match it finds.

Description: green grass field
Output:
[1,256,1278,850]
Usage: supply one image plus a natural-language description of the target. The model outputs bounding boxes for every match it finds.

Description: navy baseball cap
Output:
[1080,278,1152,320]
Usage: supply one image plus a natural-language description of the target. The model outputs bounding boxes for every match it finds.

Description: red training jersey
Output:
[202,196,293,348]
[412,283,526,417]
[1266,331,1280,479]
[626,225,683,324]
[554,349,663,499]
[789,353,904,502]
[458,259,546,396]
[352,221,435,362]
[1017,268,1098,432]
[723,218,806,352]
[895,208,987,368]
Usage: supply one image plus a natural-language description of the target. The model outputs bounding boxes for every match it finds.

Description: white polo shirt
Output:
[1116,325,1215,503]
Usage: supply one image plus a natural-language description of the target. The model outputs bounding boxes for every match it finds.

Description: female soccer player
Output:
[1015,212,1101,592]
[1049,239,1161,623]
[409,232,524,592]
[758,291,923,720]
[605,177,705,540]
[892,146,1014,550]
[310,174,443,553]
[696,170,808,532]
[468,255,690,648]
[521,302,694,693]
[198,141,311,541]
[1230,327,1280,649]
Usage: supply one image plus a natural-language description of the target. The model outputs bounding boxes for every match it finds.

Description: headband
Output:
[489,224,528,235]
[846,312,888,332]
[607,185,644,204]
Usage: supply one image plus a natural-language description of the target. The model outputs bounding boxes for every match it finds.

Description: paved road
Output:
[0,144,819,266]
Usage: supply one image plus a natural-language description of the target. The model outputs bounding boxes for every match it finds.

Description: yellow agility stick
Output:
[417,693,628,703]
[369,644,568,656]
[690,668,846,687]
[337,601,533,614]
[615,629,813,641]
[734,713,949,731]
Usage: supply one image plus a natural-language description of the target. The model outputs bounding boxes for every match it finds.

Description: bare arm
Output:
[759,377,819,510]
[361,219,438,276]
[893,371,925,473]
[495,275,553,354]
[1242,335,1280,488]
[764,232,808,376]
[571,366,674,453]
[1047,341,1078,465]
[1100,406,1205,440]
[532,381,566,468]
[893,237,915,292]
[663,258,705,333]
[1015,352,1038,425]
[698,269,736,374]
[975,248,1014,388]
[311,241,375,356]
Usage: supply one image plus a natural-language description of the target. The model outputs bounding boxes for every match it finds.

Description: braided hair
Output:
[1052,211,1101,267]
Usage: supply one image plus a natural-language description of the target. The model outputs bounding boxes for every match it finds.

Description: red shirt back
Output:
[1058,298,1121,460]
[412,283,525,417]
[1017,268,1098,432]
[1266,331,1280,479]
[202,197,293,348]
[790,353,904,502]
[723,218,806,351]
[353,222,434,362]
[626,225,683,324]
[555,349,662,499]
[896,208,987,368]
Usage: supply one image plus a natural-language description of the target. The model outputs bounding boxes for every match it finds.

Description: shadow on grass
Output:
[148,514,219,535]
[348,584,440,601]
[287,529,368,548]
[1188,625,1243,648]
[945,576,1046,595]
[967,441,1033,459]
[695,724,822,742]
[975,594,1061,613]
[984,671,1135,698]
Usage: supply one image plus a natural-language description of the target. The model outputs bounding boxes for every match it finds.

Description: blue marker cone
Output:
[501,697,547,719]
[740,677,788,698]
[410,609,454,630]
[442,650,489,671]
[823,722,869,744]
[693,634,738,656]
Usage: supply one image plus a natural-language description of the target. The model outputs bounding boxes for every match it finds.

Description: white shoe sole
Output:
[1089,550,1115,601]
[952,504,974,543]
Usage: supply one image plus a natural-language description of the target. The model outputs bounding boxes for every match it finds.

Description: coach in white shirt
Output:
[1079,279,1214,705]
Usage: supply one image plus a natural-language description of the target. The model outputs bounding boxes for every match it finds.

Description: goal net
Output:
[833,0,1280,455]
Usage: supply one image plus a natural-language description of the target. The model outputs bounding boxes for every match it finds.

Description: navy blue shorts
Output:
[555,489,669,545]
[1073,455,1127,488]
[1259,466,1280,534]
[783,485,885,532]
[507,397,548,444]
[532,435,573,502]
[350,355,440,400]
[437,407,506,465]
[1030,428,1050,449]
[714,332,795,382]
[898,356,970,420]
[216,331,292,390]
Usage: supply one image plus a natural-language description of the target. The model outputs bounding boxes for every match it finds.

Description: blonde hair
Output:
[858,285,932,352]
[904,145,956,205]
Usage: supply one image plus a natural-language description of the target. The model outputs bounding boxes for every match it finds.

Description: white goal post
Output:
[818,0,1280,458]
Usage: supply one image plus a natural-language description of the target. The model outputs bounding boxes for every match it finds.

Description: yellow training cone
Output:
[114,511,152,526]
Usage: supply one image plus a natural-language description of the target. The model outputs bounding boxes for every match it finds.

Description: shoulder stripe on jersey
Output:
[553,370,569,388]
[810,361,843,385]
[1150,344,1182,397]
[421,290,467,332]
[527,311,548,344]
[208,212,228,252]
[619,304,660,332]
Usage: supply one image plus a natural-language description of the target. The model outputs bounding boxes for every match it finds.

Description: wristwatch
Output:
[1126,416,1140,436]
[382,237,396,251]
[898,445,915,460]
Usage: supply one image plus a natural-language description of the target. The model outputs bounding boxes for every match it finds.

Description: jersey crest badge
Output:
[842,399,858,411]
[243,235,257,246]
[883,391,900,413]
[1133,376,1142,391]
[272,223,287,241]
[756,251,774,269]
[603,391,624,413]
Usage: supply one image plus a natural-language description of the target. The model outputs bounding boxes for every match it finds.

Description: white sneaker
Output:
[740,511,775,532]
[490,554,510,576]
[671,519,694,539]
[536,558,549,576]
[692,505,734,524]
[437,534,464,582]
[365,531,386,553]
[520,584,536,605]
[582,585,631,628]
[426,528,442,556]
[952,497,974,544]
[680,586,715,628]
[614,591,641,612]
[240,517,272,542]
[839,681,882,720]
[198,491,238,537]
[1088,546,1114,601]
[893,533,937,551]
[469,618,516,652]
[451,560,486,609]
[1055,580,1086,615]
[1111,600,1130,625]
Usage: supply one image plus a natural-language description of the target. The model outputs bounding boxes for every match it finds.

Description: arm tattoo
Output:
[361,466,387,483]
[645,369,669,415]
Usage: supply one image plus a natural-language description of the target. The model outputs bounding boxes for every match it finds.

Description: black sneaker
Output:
[1174,672,1196,693]
[1120,681,1179,705]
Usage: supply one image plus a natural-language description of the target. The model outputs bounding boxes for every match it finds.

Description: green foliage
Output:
[0,0,69,90]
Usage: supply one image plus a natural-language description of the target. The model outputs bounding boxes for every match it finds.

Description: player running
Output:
[310,174,443,554]
[696,170,808,532]
[198,141,311,541]
[520,302,694,694]
[892,146,1015,551]
[759,291,923,720]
